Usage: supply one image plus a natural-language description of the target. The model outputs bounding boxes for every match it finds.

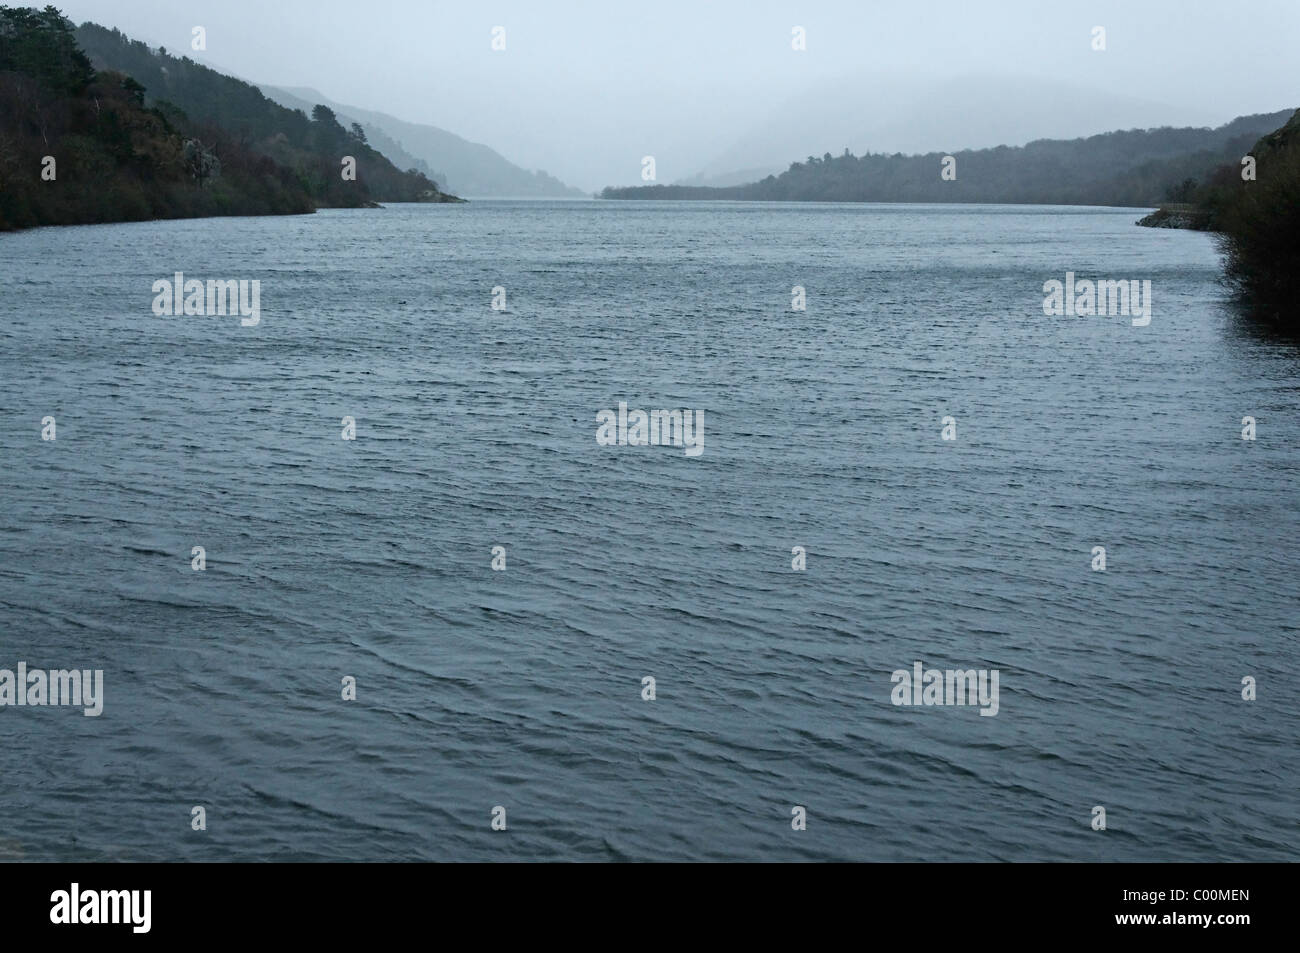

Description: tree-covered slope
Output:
[1,5,314,230]
[73,20,462,207]
[1204,109,1300,325]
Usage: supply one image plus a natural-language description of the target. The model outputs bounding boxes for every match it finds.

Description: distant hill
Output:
[0,6,315,230]
[686,74,1217,188]
[672,166,782,189]
[261,85,586,199]
[73,21,462,208]
[602,111,1295,207]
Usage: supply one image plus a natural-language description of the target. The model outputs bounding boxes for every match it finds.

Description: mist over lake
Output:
[2,201,1296,861]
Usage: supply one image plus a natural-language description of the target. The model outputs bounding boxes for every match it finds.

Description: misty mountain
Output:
[603,110,1296,207]
[254,86,450,191]
[261,86,585,199]
[689,73,1221,186]
[672,166,783,188]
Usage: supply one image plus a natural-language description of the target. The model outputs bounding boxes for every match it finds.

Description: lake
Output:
[1,200,1296,861]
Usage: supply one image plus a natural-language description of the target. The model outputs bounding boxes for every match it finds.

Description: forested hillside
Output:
[73,21,460,208]
[601,112,1294,207]
[0,5,314,230]
[1205,109,1300,325]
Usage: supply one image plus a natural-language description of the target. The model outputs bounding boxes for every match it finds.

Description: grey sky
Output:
[56,0,1300,192]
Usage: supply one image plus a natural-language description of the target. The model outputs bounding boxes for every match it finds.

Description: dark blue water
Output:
[1,201,1297,861]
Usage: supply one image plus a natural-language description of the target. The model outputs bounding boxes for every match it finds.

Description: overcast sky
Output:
[56,0,1300,191]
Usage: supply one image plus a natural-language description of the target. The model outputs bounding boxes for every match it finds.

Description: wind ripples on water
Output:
[0,201,1296,861]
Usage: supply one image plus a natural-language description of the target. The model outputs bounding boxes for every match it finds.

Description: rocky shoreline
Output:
[1135,205,1212,230]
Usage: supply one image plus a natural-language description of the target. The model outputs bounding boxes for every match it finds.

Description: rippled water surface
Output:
[1,201,1297,861]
